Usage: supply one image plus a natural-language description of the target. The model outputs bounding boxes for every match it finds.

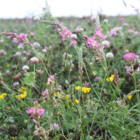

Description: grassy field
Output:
[0,13,140,139]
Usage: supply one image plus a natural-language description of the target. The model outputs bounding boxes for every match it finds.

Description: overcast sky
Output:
[0,0,139,18]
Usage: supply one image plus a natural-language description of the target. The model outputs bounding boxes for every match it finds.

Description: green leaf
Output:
[22,72,36,86]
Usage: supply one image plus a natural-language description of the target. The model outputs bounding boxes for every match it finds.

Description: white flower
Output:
[42,49,47,53]
[14,52,21,57]
[106,52,114,58]
[18,43,24,49]
[33,42,40,47]
[30,57,39,64]
[103,19,108,23]
[22,65,29,71]
[102,40,110,48]
[71,34,77,39]
[90,16,96,22]
[13,82,20,86]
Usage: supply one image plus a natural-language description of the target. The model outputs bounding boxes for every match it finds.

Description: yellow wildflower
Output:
[66,94,70,100]
[82,87,91,94]
[75,86,81,90]
[15,95,21,100]
[6,64,10,68]
[106,74,114,82]
[21,87,26,91]
[0,93,7,99]
[54,93,57,97]
[115,107,119,109]
[18,88,24,92]
[75,99,79,104]
[128,95,132,100]
[54,92,60,97]
[12,137,15,139]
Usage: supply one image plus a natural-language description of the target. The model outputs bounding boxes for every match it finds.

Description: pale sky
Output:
[0,0,139,18]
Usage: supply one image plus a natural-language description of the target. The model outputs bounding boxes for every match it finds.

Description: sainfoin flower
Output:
[123,53,135,61]
[37,109,45,116]
[42,89,49,96]
[26,107,36,115]
[26,107,45,116]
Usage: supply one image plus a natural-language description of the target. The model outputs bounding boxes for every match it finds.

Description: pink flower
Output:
[19,33,27,38]
[26,107,36,115]
[70,40,76,46]
[42,89,49,96]
[119,17,125,22]
[49,75,54,80]
[86,37,100,49]
[37,108,45,116]
[13,38,18,43]
[94,28,107,39]
[123,53,135,61]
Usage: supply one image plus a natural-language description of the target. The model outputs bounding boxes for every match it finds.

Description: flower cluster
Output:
[15,87,27,100]
[75,86,91,94]
[0,93,7,99]
[123,53,135,62]
[55,23,77,45]
[106,74,114,82]
[4,32,28,44]
[26,107,45,116]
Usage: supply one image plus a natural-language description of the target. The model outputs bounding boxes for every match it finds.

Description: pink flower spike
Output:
[37,108,45,116]
[123,53,135,61]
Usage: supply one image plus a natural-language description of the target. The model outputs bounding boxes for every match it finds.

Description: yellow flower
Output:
[15,95,21,100]
[20,91,27,99]
[75,86,81,90]
[128,95,132,100]
[0,93,7,99]
[115,107,119,109]
[21,87,26,91]
[54,92,60,97]
[12,136,15,139]
[18,87,26,93]
[109,77,114,82]
[54,93,57,97]
[106,74,114,82]
[6,64,10,68]
[18,88,24,92]
[82,87,91,94]
[66,94,70,100]
[75,99,79,104]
